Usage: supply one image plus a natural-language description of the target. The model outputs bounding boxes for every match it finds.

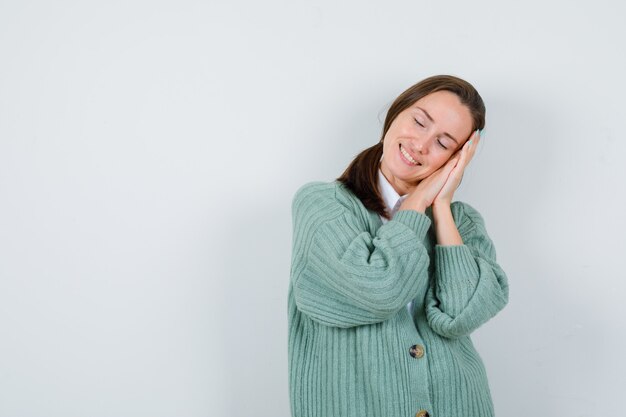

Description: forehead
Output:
[413,90,464,112]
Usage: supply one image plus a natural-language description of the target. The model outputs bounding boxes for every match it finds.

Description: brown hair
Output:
[336,74,486,220]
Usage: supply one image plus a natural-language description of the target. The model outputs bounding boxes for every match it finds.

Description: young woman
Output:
[288,74,509,417]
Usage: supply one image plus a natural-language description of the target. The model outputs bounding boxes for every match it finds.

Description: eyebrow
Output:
[414,106,460,144]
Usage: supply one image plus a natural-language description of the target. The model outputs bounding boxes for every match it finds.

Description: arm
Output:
[291,183,432,328]
[424,201,509,339]
[432,202,463,246]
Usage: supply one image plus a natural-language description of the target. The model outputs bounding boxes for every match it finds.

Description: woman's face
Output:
[380,90,475,195]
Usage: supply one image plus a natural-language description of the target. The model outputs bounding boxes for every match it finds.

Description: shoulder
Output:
[291,180,367,227]
[292,180,361,210]
[291,180,343,223]
[291,180,339,214]
[292,180,335,204]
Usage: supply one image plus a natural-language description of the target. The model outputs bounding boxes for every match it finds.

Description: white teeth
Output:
[400,145,419,165]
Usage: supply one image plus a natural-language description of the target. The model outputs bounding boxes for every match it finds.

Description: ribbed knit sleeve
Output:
[291,183,432,328]
[424,201,509,339]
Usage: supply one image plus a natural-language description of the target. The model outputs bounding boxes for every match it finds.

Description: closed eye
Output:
[415,117,448,149]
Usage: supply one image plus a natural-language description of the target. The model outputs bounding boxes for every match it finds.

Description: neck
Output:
[379,162,417,196]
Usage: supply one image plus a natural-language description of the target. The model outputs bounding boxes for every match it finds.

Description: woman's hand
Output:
[397,154,461,213]
[433,129,481,206]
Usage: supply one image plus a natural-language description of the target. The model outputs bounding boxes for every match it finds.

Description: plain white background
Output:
[1,0,624,416]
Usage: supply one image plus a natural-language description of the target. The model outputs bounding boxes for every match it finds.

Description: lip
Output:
[399,143,421,166]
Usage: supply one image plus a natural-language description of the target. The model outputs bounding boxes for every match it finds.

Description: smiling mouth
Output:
[399,144,421,166]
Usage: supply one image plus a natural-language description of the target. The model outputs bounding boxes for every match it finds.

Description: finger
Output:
[456,137,472,166]
[441,155,457,167]
[464,130,481,159]
[455,131,475,160]
[467,129,480,149]
[448,155,460,167]
[447,156,460,171]
[473,129,481,146]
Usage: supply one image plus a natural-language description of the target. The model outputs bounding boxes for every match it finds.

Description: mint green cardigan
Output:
[288,181,509,417]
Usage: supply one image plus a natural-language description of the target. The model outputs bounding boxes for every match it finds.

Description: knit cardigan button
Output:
[415,410,430,417]
[409,344,425,358]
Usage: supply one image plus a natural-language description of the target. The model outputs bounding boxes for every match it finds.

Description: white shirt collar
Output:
[378,168,408,219]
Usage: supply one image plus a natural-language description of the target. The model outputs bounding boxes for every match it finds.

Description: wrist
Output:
[432,199,452,210]
[398,197,428,214]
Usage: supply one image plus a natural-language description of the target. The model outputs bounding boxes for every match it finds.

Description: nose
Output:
[408,138,427,155]
[411,131,442,155]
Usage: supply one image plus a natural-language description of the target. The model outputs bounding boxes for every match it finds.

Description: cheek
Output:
[382,137,393,154]
[400,123,416,137]
[388,120,413,138]
[432,155,451,169]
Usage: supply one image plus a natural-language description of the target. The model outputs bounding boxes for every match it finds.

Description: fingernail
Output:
[469,139,473,145]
